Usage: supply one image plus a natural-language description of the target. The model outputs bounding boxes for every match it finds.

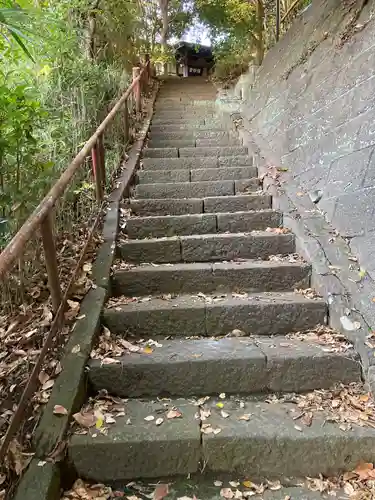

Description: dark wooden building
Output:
[175,41,214,77]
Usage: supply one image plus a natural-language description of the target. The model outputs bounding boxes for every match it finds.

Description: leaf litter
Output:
[0,227,102,497]
[90,326,162,362]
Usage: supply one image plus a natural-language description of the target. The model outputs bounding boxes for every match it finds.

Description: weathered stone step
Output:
[143,146,248,158]
[111,259,309,296]
[179,146,248,157]
[69,394,373,482]
[69,398,200,481]
[197,137,241,146]
[147,137,240,148]
[154,111,215,119]
[134,179,259,200]
[142,156,253,171]
[149,130,229,140]
[151,120,222,129]
[117,231,295,263]
[88,336,360,398]
[130,194,271,216]
[103,292,326,337]
[147,139,196,149]
[191,166,257,181]
[137,166,257,184]
[125,210,281,239]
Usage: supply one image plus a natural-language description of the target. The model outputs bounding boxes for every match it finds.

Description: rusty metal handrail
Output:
[0,57,152,462]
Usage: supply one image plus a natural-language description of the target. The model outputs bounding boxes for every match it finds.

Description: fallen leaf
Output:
[239,414,251,421]
[95,410,104,429]
[143,346,153,354]
[38,371,49,385]
[229,482,240,488]
[343,483,355,496]
[101,357,121,365]
[73,411,96,428]
[268,480,281,491]
[166,409,182,419]
[71,344,81,354]
[200,408,211,420]
[354,461,375,480]
[53,405,68,416]
[214,481,223,487]
[153,484,169,500]
[216,402,224,409]
[301,412,313,427]
[42,379,55,391]
[242,481,252,488]
[220,488,234,499]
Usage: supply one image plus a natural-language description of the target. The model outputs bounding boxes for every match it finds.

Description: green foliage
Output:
[195,0,256,38]
[0,0,133,247]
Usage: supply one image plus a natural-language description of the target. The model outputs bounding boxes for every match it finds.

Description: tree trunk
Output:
[254,0,265,65]
[85,0,101,61]
[158,0,169,74]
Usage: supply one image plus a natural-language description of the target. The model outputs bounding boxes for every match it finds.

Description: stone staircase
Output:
[68,78,375,491]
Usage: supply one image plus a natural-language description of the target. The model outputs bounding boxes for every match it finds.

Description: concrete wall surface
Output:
[238,0,375,280]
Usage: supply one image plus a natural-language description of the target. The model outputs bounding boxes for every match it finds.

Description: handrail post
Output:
[91,140,104,203]
[145,54,150,85]
[98,134,106,193]
[276,0,280,41]
[124,101,129,145]
[40,213,61,313]
[133,66,141,113]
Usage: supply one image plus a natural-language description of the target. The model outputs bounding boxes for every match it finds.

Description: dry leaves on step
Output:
[201,423,221,435]
[53,405,68,416]
[294,382,375,429]
[265,227,290,234]
[166,409,182,419]
[62,479,113,499]
[153,483,169,500]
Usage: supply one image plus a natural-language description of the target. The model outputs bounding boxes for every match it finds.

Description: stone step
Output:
[155,100,215,106]
[130,194,272,216]
[103,292,326,337]
[154,106,216,114]
[151,121,223,129]
[117,231,295,263]
[179,146,248,157]
[125,210,282,239]
[134,180,260,200]
[147,137,240,148]
[149,130,230,140]
[154,111,215,119]
[111,259,309,296]
[137,169,190,184]
[147,139,196,149]
[69,393,374,482]
[196,137,241,146]
[191,166,257,181]
[143,147,178,158]
[137,166,257,184]
[88,336,360,398]
[142,156,253,171]
[143,146,248,158]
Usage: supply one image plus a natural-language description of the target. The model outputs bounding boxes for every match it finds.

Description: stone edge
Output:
[12,82,160,500]
[218,103,375,395]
